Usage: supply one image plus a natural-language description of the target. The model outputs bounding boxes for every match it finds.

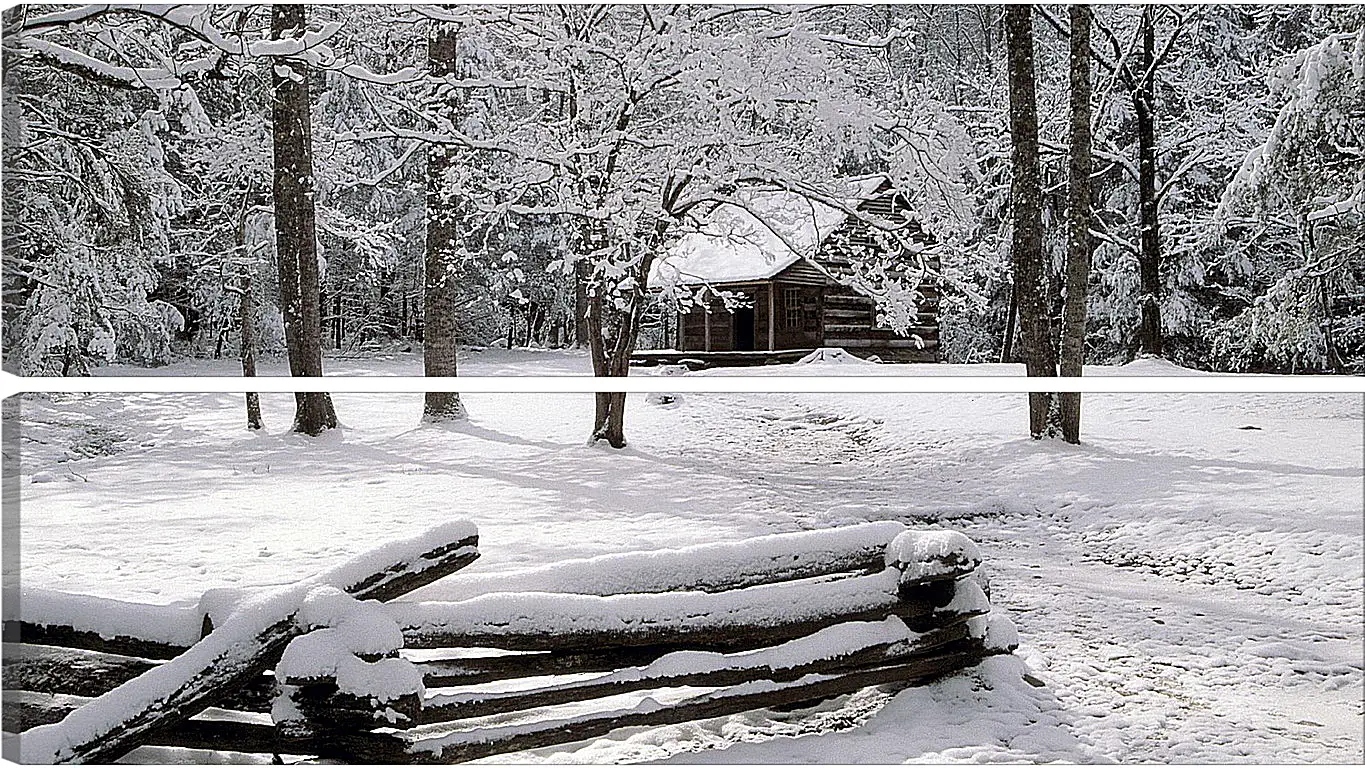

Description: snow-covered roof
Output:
[649,175,890,288]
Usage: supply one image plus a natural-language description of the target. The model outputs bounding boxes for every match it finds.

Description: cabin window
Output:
[783,288,802,330]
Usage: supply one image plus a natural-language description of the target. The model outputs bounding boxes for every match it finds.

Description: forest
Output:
[3,4,1362,397]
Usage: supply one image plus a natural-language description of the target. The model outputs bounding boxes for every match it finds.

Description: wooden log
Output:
[416,647,679,688]
[6,623,189,660]
[4,589,202,660]
[3,643,158,697]
[424,522,906,601]
[395,571,988,653]
[4,692,281,755]
[414,620,977,725]
[397,571,901,652]
[2,644,276,713]
[18,524,479,764]
[289,683,425,729]
[338,648,987,763]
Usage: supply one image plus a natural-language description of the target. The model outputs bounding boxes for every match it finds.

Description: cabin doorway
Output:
[733,307,756,351]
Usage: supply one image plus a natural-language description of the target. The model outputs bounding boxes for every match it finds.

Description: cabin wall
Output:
[678,286,771,353]
[813,205,942,362]
[771,281,823,350]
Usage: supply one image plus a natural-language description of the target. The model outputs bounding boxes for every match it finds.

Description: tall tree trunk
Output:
[1060,4,1094,445]
[239,270,263,432]
[574,261,590,348]
[270,4,337,436]
[236,182,263,432]
[1133,5,1163,358]
[422,16,467,423]
[1004,5,1060,439]
[585,215,671,449]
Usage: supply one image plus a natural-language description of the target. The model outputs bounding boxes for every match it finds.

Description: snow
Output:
[416,521,905,600]
[794,347,880,366]
[87,346,1250,378]
[647,183,859,288]
[981,614,1020,654]
[9,587,202,647]
[885,530,982,584]
[295,586,403,655]
[940,577,989,616]
[277,586,423,704]
[8,383,1362,763]
[390,570,903,644]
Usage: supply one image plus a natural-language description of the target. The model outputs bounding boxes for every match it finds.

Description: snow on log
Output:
[275,586,426,730]
[347,649,985,764]
[979,613,1021,653]
[6,588,202,659]
[885,529,982,587]
[17,521,478,765]
[392,569,903,652]
[421,521,906,600]
[415,617,976,725]
[394,566,991,653]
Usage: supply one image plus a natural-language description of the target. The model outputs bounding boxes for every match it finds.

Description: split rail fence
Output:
[3,520,1016,764]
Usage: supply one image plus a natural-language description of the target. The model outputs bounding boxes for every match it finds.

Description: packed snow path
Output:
[10,389,1363,763]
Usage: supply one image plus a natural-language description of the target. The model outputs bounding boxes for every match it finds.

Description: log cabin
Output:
[643,175,941,366]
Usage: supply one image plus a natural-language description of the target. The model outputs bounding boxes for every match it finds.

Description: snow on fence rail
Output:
[2,523,1016,764]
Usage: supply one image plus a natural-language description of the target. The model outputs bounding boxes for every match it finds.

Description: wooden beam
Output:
[766,284,776,350]
[415,646,668,688]
[19,525,479,764]
[414,621,975,725]
[8,624,189,661]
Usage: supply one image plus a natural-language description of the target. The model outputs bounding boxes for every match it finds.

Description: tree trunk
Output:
[1000,283,1018,363]
[1133,6,1163,358]
[422,17,467,423]
[240,272,263,431]
[574,261,590,348]
[1004,5,1060,439]
[332,292,342,349]
[585,214,671,448]
[270,4,336,437]
[1059,5,1094,445]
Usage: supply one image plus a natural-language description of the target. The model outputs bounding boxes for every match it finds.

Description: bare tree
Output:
[1004,5,1060,439]
[271,4,337,435]
[1060,5,1094,444]
[422,15,468,423]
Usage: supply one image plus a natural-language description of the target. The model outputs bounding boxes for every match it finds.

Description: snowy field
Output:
[91,346,1222,378]
[7,381,1363,762]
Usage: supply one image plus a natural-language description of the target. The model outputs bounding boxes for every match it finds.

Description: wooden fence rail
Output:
[3,523,1016,765]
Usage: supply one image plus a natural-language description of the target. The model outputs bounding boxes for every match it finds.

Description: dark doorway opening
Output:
[733,307,756,351]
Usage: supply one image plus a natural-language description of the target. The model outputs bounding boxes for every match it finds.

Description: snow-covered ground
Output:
[91,346,1220,377]
[7,380,1363,762]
